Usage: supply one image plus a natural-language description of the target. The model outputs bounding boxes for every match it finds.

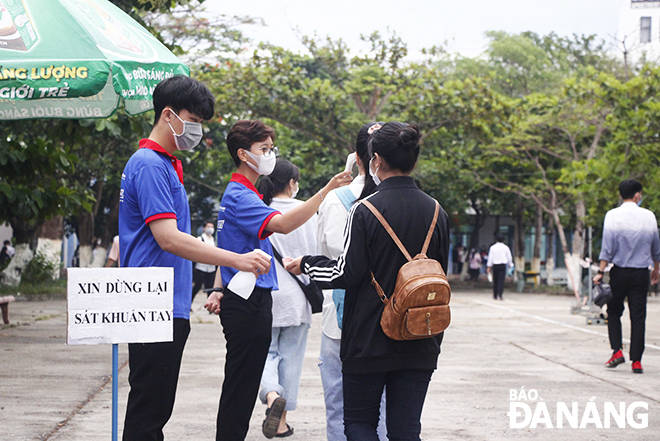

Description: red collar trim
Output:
[230,173,263,200]
[139,139,183,184]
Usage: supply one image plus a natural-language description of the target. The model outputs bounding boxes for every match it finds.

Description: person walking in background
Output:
[316,122,387,441]
[285,122,450,441]
[468,247,482,282]
[593,179,660,374]
[256,159,317,438]
[207,119,351,441]
[118,75,270,441]
[487,234,512,300]
[191,221,217,303]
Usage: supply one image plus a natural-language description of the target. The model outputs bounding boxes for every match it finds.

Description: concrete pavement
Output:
[1,288,659,441]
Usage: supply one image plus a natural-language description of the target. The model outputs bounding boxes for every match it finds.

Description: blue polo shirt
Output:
[217,173,280,290]
[119,138,193,320]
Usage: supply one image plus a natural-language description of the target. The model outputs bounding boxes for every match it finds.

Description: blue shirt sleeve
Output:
[235,191,279,240]
[133,164,177,222]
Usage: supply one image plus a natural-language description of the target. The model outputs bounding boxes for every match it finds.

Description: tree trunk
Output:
[551,210,580,301]
[101,192,120,247]
[74,179,105,267]
[470,209,482,250]
[569,199,587,296]
[38,216,63,280]
[532,204,543,274]
[77,212,95,268]
[514,196,525,279]
[1,244,33,286]
[9,217,41,250]
[546,215,555,286]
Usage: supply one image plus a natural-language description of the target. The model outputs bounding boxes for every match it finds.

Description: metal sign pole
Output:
[112,344,118,441]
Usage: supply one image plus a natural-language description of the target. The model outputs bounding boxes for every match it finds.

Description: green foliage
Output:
[20,252,57,285]
[0,119,96,243]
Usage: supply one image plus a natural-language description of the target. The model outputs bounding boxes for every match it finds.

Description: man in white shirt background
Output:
[487,233,513,300]
[593,179,660,374]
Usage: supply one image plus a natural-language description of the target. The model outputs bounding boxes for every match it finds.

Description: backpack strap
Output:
[335,186,356,211]
[361,200,413,262]
[420,201,440,256]
[361,199,440,304]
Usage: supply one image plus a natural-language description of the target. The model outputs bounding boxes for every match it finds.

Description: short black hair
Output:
[3,240,10,245]
[152,75,215,125]
[226,120,276,167]
[619,179,643,200]
[204,221,215,228]
[496,233,505,243]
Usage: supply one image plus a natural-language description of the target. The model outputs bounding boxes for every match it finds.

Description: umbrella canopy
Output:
[0,0,189,120]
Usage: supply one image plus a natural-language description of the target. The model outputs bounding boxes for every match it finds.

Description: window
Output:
[641,17,652,43]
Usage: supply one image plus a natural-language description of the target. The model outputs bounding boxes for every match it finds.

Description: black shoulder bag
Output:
[271,247,323,314]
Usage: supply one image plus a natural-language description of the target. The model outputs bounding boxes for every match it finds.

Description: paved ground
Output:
[1,287,660,441]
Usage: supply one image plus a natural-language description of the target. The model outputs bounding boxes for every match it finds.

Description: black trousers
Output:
[122,318,191,441]
[492,264,506,299]
[216,287,273,441]
[191,268,216,302]
[343,369,433,441]
[607,266,649,362]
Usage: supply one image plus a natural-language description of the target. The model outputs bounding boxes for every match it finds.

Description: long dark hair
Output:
[357,122,384,200]
[258,158,300,206]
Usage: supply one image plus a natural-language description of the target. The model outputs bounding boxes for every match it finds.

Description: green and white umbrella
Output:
[0,0,189,120]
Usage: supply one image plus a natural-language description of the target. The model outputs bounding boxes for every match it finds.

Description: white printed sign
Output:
[67,268,174,345]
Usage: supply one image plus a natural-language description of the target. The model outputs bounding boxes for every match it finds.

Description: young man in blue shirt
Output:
[206,120,352,440]
[119,76,271,441]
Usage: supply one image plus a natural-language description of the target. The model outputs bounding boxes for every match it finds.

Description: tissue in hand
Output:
[227,271,256,300]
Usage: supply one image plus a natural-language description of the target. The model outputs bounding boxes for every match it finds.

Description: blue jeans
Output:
[259,324,310,411]
[343,369,433,441]
[319,334,387,441]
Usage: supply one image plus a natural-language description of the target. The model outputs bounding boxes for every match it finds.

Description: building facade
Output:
[618,0,660,61]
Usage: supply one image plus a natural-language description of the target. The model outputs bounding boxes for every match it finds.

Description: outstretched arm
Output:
[149,218,270,275]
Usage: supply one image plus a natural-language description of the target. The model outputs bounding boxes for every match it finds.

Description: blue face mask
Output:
[638,196,643,207]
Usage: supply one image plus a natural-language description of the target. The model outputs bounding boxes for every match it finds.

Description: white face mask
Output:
[244,149,276,175]
[369,156,381,186]
[291,181,299,199]
[167,109,203,151]
[204,227,214,236]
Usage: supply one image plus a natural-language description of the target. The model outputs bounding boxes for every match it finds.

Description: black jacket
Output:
[302,176,450,374]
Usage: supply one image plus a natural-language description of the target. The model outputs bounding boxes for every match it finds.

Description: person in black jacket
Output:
[285,122,450,441]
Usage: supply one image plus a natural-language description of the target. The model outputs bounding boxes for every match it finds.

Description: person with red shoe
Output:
[593,179,660,374]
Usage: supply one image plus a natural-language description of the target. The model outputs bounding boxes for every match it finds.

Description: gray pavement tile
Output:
[1,290,659,440]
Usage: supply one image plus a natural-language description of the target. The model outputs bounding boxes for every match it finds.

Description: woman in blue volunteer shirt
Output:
[205,119,352,441]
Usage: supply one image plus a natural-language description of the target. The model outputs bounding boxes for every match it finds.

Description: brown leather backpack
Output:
[361,200,451,341]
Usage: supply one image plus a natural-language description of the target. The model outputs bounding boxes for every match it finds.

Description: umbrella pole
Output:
[112,344,118,441]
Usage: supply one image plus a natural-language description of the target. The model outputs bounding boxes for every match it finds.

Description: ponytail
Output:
[257,159,300,206]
